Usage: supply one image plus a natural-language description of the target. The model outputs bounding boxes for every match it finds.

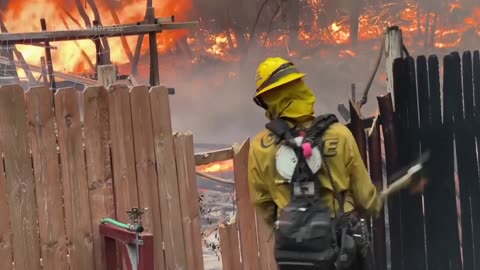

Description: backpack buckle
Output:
[293,182,315,196]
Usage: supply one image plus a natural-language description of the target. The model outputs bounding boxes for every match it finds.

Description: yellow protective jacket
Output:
[248,122,383,228]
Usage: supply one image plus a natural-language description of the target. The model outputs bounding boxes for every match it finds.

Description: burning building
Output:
[0,1,479,79]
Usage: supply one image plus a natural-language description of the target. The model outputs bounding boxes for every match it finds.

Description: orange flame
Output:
[197,160,233,173]
[2,0,192,74]
[4,0,480,75]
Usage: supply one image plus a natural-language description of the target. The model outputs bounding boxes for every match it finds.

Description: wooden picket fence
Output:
[341,49,480,270]
[206,49,480,270]
[3,51,480,270]
[195,143,277,270]
[0,84,204,270]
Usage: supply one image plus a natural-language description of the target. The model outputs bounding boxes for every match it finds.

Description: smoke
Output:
[161,1,480,146]
[164,45,387,145]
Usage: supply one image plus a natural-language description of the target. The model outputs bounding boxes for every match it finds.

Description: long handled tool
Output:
[380,151,431,199]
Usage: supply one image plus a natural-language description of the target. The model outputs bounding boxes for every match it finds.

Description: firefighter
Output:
[248,57,383,269]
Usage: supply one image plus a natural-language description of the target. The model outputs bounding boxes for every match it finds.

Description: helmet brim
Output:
[255,72,306,98]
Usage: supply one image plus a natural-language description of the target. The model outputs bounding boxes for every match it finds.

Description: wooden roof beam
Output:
[0,21,198,44]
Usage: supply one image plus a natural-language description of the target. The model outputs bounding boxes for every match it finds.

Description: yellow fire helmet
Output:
[254,57,306,109]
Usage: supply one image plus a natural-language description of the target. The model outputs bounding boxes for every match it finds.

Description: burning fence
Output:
[1,0,480,81]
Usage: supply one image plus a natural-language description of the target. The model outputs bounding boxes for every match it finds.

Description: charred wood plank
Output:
[0,22,198,44]
[402,56,426,270]
[377,92,401,270]
[348,100,367,165]
[417,56,430,132]
[75,0,91,27]
[473,51,480,170]
[454,51,480,270]
[377,93,399,178]
[471,50,480,266]
[424,54,461,270]
[417,55,442,270]
[367,115,387,270]
[389,58,407,270]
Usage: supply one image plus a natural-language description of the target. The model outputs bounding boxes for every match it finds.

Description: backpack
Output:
[266,114,352,270]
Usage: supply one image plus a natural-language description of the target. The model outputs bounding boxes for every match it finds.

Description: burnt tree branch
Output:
[86,0,112,64]
[75,0,92,27]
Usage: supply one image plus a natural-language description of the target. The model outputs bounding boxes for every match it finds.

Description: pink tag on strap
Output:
[302,142,312,158]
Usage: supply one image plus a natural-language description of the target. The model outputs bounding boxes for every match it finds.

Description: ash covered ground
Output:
[195,145,235,269]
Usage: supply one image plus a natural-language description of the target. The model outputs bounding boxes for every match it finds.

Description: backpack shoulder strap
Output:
[306,114,345,216]
[265,118,297,146]
[307,113,339,139]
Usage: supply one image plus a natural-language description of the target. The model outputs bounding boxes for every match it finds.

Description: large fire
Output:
[1,0,191,74]
[2,1,480,77]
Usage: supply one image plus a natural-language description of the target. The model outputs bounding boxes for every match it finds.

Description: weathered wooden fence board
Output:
[233,138,260,270]
[108,84,140,223]
[473,51,480,171]
[452,52,474,270]
[25,86,68,270]
[423,55,449,270]
[348,101,367,165]
[0,84,41,270]
[149,86,188,269]
[174,132,205,270]
[83,85,116,270]
[389,58,407,270]
[367,116,387,270]
[403,56,427,270]
[441,54,463,270]
[130,85,166,270]
[471,50,480,267]
[0,104,13,270]
[454,51,480,270]
[55,88,95,270]
[416,55,435,270]
[219,223,241,270]
[416,55,429,142]
[424,55,462,270]
[348,100,373,236]
[255,212,277,270]
[0,82,217,270]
